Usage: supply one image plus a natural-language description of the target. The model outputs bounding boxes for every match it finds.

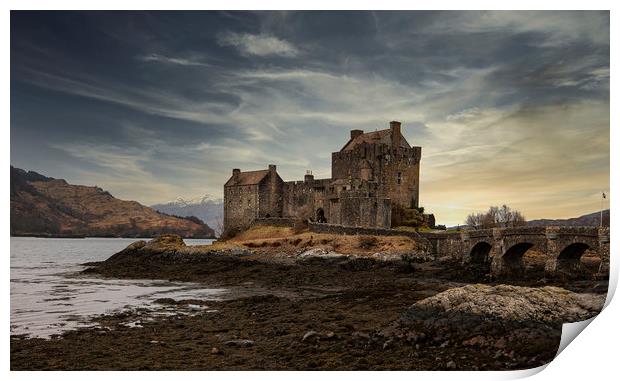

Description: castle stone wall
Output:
[224,184,259,232]
[331,143,420,208]
[282,178,330,221]
[339,194,391,228]
[258,169,284,219]
[309,222,421,239]
[251,217,296,228]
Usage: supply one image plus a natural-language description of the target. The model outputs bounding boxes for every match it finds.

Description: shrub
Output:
[358,235,378,249]
[220,226,239,240]
[391,204,425,227]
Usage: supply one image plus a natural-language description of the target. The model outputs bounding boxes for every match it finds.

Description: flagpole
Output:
[600,191,604,228]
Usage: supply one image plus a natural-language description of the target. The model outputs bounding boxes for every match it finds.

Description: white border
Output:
[3,2,616,380]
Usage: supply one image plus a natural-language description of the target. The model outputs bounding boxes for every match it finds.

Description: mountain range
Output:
[10,166,215,238]
[527,209,610,227]
[152,197,224,235]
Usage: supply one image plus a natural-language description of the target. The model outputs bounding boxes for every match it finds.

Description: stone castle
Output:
[223,121,422,233]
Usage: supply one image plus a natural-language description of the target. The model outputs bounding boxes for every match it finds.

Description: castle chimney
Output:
[390,121,401,148]
[350,129,363,140]
[268,164,277,173]
[304,170,314,183]
[232,168,241,177]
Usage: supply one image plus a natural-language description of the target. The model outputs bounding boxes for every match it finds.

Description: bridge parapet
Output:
[417,226,609,280]
[466,229,495,239]
[597,227,610,277]
[554,226,600,237]
[500,226,547,236]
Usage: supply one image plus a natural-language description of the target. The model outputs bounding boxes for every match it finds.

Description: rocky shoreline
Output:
[11,234,607,370]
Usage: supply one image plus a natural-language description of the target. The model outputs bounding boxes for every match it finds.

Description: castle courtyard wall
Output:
[282,179,330,221]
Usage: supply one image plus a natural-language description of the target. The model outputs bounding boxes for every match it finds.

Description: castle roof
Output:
[340,128,411,151]
[224,169,269,187]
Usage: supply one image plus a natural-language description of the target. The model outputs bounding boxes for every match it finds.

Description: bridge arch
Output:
[500,242,534,277]
[554,242,600,279]
[466,241,493,275]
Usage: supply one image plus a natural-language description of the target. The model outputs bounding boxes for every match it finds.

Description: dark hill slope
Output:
[527,209,609,227]
[10,166,215,238]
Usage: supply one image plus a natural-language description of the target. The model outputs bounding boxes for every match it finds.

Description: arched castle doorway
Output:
[316,208,327,223]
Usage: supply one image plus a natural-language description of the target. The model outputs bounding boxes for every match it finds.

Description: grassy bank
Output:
[210,225,424,257]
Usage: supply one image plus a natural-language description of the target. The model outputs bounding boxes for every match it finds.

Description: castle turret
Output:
[350,129,363,140]
[304,170,314,183]
[390,121,401,148]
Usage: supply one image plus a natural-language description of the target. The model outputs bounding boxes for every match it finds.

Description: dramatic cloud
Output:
[11,11,609,225]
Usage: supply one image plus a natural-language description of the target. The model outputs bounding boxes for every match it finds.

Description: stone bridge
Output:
[421,226,610,279]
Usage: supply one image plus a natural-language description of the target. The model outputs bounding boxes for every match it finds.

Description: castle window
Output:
[397,172,402,185]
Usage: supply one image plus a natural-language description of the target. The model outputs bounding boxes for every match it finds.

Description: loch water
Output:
[10,237,227,338]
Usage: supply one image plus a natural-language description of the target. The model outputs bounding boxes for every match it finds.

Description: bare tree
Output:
[214,214,224,238]
[466,212,486,228]
[466,205,526,229]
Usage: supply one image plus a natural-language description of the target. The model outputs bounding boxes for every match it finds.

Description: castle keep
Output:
[224,121,421,233]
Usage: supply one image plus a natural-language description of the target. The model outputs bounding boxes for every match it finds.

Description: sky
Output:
[10,11,610,226]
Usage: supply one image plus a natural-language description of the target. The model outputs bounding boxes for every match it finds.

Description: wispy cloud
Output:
[217,32,299,57]
[138,53,211,67]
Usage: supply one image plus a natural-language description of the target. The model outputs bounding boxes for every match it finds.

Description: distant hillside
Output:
[527,209,609,227]
[152,196,224,236]
[10,166,215,238]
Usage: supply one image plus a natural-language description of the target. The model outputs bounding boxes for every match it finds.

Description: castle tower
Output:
[332,120,421,209]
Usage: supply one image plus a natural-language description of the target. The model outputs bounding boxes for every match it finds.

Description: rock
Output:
[389,283,605,360]
[382,339,393,349]
[404,284,605,324]
[302,330,319,342]
[224,339,254,347]
[371,252,400,262]
[325,331,336,339]
[352,331,370,340]
[154,298,176,305]
[446,360,457,370]
[462,335,487,347]
[298,248,346,259]
[126,240,147,251]
[211,347,222,354]
[145,234,186,250]
[405,332,420,343]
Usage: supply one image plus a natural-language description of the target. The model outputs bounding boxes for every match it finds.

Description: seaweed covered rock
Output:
[382,284,606,365]
[405,284,605,324]
[145,234,186,251]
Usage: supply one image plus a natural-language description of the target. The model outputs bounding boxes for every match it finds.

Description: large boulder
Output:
[404,284,605,324]
[383,284,606,366]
